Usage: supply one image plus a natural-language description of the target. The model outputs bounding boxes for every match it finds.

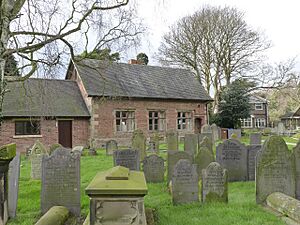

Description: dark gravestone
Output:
[8,152,21,218]
[250,133,262,145]
[216,139,248,181]
[194,146,215,180]
[106,140,118,156]
[256,136,296,204]
[132,130,146,160]
[167,151,193,183]
[166,130,178,151]
[184,134,198,157]
[41,147,80,216]
[247,145,261,181]
[143,155,164,183]
[202,162,228,203]
[113,149,140,171]
[294,141,300,200]
[172,159,199,205]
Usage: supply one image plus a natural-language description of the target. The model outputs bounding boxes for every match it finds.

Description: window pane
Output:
[15,120,40,135]
[116,111,120,118]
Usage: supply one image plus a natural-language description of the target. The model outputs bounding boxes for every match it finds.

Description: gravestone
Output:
[106,140,118,156]
[8,152,21,219]
[199,136,213,155]
[211,123,220,143]
[295,142,300,200]
[184,134,198,157]
[202,162,228,203]
[72,146,84,156]
[250,133,262,145]
[41,147,80,216]
[113,149,140,171]
[228,129,241,139]
[149,132,160,153]
[49,143,62,155]
[132,129,146,160]
[172,159,199,205]
[194,146,215,180]
[216,139,248,181]
[256,136,295,204]
[201,124,212,133]
[277,122,285,135]
[30,140,48,180]
[247,145,261,181]
[167,151,193,183]
[166,130,178,151]
[143,155,164,183]
[198,133,213,148]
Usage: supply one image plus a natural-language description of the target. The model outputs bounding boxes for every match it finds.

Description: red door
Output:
[58,120,72,148]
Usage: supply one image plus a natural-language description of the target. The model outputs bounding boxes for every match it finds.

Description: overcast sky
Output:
[131,0,300,67]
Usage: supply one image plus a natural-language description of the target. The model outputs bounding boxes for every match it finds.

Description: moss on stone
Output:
[49,143,62,155]
[0,143,16,160]
[35,206,69,225]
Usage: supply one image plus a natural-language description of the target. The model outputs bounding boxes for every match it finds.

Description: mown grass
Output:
[8,145,285,225]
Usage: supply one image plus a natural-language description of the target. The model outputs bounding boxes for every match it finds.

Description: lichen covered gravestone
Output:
[201,124,212,133]
[256,136,295,204]
[41,147,81,216]
[167,151,193,183]
[194,145,214,180]
[113,149,140,171]
[202,162,228,203]
[84,166,148,225]
[293,141,300,200]
[30,140,48,180]
[49,143,62,155]
[172,159,199,205]
[8,152,21,219]
[142,155,164,183]
[247,145,261,181]
[184,134,198,157]
[0,143,16,225]
[250,133,262,145]
[198,133,213,149]
[166,130,178,151]
[211,123,220,143]
[216,139,248,181]
[106,140,118,156]
[132,129,146,160]
[199,136,213,155]
[149,132,160,153]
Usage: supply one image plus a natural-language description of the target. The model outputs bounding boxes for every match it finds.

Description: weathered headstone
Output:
[202,162,228,203]
[211,123,220,143]
[106,140,118,156]
[201,124,212,133]
[0,143,16,225]
[199,136,213,155]
[41,147,80,216]
[8,152,21,219]
[167,151,193,183]
[228,129,241,139]
[166,130,178,151]
[132,129,146,160]
[30,140,48,180]
[143,155,164,183]
[256,136,295,204]
[49,143,62,155]
[149,132,160,153]
[184,134,198,156]
[250,133,262,145]
[198,133,213,147]
[172,159,199,205]
[72,146,84,156]
[277,122,285,135]
[216,139,248,181]
[113,149,140,171]
[194,146,215,180]
[247,145,261,181]
[292,141,300,200]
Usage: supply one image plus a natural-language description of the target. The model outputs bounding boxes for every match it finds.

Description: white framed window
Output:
[241,118,252,128]
[255,118,266,128]
[177,111,192,130]
[148,111,166,131]
[115,111,135,132]
[255,103,263,110]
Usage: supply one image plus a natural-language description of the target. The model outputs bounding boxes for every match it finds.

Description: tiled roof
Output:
[71,59,212,101]
[3,78,90,117]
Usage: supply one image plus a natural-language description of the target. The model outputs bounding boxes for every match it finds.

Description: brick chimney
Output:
[128,59,140,65]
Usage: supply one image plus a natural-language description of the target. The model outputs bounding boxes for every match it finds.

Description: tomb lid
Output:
[0,143,16,160]
[85,166,148,196]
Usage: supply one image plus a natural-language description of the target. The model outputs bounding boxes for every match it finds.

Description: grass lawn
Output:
[8,148,285,225]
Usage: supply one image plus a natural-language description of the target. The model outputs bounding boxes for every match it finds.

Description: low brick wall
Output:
[35,206,69,225]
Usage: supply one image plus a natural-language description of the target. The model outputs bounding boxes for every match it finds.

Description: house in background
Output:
[280,107,300,130]
[241,95,268,129]
[0,59,212,152]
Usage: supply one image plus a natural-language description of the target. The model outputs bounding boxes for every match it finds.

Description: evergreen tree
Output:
[136,52,149,65]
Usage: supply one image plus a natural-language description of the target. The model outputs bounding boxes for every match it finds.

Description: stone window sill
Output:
[13,135,43,139]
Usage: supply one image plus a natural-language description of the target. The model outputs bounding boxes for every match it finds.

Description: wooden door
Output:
[58,120,72,148]
[194,118,202,133]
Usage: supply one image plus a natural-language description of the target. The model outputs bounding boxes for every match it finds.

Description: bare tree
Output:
[0,0,144,121]
[158,5,270,112]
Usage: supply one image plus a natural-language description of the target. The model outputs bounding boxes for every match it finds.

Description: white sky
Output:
[132,0,300,67]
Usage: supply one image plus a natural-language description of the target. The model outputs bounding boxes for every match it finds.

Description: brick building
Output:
[0,59,212,152]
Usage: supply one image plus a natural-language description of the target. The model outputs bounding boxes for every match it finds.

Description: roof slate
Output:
[72,59,212,101]
[3,78,90,117]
